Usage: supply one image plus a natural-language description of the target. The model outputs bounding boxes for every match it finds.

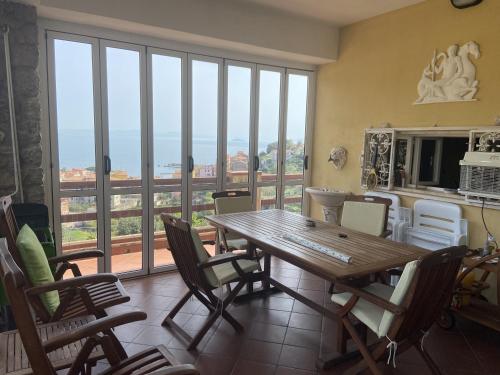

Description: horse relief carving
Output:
[415,41,480,104]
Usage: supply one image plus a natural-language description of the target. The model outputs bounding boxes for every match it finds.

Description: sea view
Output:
[59,128,276,178]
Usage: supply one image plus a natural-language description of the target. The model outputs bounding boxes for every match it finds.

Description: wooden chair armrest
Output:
[26,273,118,295]
[198,253,251,269]
[42,311,147,353]
[335,282,405,315]
[456,253,500,285]
[47,249,104,265]
[150,365,200,375]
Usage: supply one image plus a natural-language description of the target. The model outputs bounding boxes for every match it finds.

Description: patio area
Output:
[93,257,500,375]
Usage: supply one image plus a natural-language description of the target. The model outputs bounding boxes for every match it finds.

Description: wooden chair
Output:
[0,195,130,323]
[161,213,260,350]
[0,238,199,375]
[331,246,467,375]
[328,194,393,293]
[341,194,392,238]
[212,191,253,253]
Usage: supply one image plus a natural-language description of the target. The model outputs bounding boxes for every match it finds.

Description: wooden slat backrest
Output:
[344,194,392,234]
[0,240,55,374]
[392,246,467,341]
[0,196,21,263]
[161,214,211,291]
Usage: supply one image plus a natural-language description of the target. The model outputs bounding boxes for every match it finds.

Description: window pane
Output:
[192,60,219,184]
[60,196,98,275]
[191,190,215,228]
[152,54,183,187]
[106,47,142,185]
[256,186,277,210]
[226,65,251,185]
[54,40,97,190]
[153,191,182,268]
[285,74,308,177]
[110,194,143,273]
[257,70,281,183]
[284,185,303,213]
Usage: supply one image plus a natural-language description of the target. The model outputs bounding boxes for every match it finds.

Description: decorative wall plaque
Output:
[415,41,480,105]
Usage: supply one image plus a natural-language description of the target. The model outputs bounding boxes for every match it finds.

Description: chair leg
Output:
[336,319,348,354]
[415,343,443,375]
[221,310,244,332]
[344,341,388,375]
[163,290,193,325]
[187,310,220,351]
[342,317,383,375]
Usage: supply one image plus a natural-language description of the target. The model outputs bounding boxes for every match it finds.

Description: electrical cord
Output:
[481,198,498,249]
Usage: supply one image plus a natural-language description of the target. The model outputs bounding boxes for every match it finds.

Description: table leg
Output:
[262,253,271,290]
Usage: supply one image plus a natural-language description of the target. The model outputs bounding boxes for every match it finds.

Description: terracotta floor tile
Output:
[231,359,276,375]
[248,322,287,344]
[239,339,283,364]
[195,354,236,375]
[289,312,323,331]
[284,327,322,350]
[279,344,318,371]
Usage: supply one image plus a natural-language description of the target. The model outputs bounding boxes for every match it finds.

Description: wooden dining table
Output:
[206,209,429,369]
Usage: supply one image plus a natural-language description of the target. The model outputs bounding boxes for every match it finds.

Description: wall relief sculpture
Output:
[415,41,480,104]
[328,146,347,169]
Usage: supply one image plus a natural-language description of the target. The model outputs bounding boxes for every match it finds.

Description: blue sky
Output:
[54,39,308,161]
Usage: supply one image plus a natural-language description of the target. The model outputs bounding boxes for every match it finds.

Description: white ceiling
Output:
[239,0,425,26]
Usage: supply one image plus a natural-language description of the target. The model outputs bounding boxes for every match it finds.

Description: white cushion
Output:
[332,283,393,336]
[215,196,252,214]
[226,238,248,250]
[331,260,418,338]
[341,201,386,236]
[212,258,260,285]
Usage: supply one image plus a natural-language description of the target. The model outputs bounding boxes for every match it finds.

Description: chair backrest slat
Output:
[391,246,466,341]
[161,214,212,291]
[0,196,21,261]
[0,239,55,374]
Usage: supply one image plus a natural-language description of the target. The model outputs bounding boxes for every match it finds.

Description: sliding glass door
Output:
[47,31,314,277]
[100,41,148,276]
[148,49,186,271]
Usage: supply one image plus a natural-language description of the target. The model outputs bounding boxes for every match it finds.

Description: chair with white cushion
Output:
[341,195,392,238]
[212,191,253,253]
[406,199,468,251]
[332,246,467,375]
[364,192,412,242]
[160,213,260,350]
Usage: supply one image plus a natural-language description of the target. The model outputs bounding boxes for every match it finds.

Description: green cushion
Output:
[16,225,60,315]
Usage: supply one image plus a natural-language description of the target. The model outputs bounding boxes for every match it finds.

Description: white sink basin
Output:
[305,187,350,208]
[305,187,351,224]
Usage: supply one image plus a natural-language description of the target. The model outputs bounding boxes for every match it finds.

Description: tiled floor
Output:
[105,257,500,375]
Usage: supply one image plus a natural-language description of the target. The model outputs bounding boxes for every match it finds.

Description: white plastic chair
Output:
[364,192,411,242]
[405,199,468,251]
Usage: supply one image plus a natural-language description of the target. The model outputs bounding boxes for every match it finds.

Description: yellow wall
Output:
[311,0,500,251]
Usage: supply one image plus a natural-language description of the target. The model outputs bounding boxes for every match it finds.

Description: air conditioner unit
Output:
[459,152,500,201]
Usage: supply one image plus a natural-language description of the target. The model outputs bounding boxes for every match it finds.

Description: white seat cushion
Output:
[332,260,418,338]
[212,259,260,285]
[341,201,386,236]
[226,238,248,250]
[332,283,393,336]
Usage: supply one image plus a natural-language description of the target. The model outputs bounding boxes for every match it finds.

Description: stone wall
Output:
[0,1,43,203]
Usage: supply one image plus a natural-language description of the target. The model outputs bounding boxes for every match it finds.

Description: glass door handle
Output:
[104,155,112,175]
[254,156,260,171]
[188,156,194,173]
[304,155,309,170]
